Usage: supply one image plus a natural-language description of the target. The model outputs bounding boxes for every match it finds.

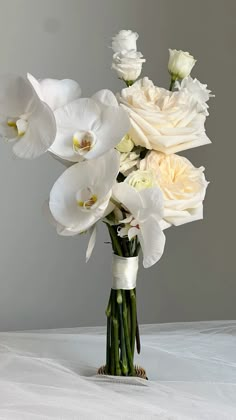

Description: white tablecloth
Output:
[0,321,235,419]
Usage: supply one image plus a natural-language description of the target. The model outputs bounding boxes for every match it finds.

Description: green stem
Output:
[124,79,134,87]
[110,290,116,375]
[169,76,177,91]
[134,289,141,354]
[107,224,123,257]
[135,242,141,257]
[105,290,112,373]
[113,317,121,375]
[136,316,141,354]
[130,289,137,357]
[117,290,128,375]
[122,238,129,257]
[106,315,111,373]
[122,290,135,376]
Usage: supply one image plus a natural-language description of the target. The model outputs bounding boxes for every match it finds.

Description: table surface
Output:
[0,321,235,419]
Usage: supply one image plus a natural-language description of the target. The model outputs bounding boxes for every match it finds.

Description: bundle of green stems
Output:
[105,224,140,376]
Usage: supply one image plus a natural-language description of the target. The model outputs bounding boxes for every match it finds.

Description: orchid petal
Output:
[50,98,101,162]
[140,216,166,268]
[0,74,37,117]
[50,91,130,161]
[13,101,56,159]
[112,182,142,219]
[138,187,164,222]
[86,225,97,262]
[42,200,79,236]
[86,105,130,159]
[128,226,139,240]
[49,149,119,233]
[28,73,81,111]
[92,89,118,107]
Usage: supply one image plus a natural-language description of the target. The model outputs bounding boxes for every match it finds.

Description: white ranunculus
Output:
[176,76,213,116]
[50,89,130,162]
[112,30,139,53]
[168,49,196,79]
[112,50,145,82]
[125,169,156,191]
[119,149,141,176]
[140,151,208,227]
[118,77,211,154]
[116,134,134,153]
[113,183,166,268]
[49,149,120,235]
[0,74,56,158]
[27,73,81,111]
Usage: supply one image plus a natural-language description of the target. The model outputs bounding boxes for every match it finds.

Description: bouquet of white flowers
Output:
[0,29,212,377]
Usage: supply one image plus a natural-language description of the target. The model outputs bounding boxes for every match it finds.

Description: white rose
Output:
[119,149,140,176]
[140,151,208,227]
[125,169,157,191]
[112,50,145,82]
[176,76,214,115]
[116,134,134,152]
[118,77,211,154]
[112,30,139,53]
[168,49,196,79]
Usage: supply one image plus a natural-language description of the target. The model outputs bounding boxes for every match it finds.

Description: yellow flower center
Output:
[7,118,28,137]
[77,194,98,209]
[73,131,95,154]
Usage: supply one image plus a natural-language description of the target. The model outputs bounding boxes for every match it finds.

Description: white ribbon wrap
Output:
[112,255,139,290]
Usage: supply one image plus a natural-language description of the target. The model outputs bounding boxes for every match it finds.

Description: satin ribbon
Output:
[112,255,139,290]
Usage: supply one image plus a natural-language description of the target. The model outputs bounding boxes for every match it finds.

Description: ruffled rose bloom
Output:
[168,49,196,79]
[112,30,139,53]
[112,50,145,82]
[118,77,211,154]
[176,76,213,116]
[125,169,156,191]
[140,151,208,228]
[119,149,141,176]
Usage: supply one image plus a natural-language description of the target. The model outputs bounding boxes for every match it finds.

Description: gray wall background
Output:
[0,0,235,331]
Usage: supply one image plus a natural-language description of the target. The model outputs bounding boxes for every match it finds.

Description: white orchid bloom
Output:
[49,89,130,162]
[43,199,97,262]
[0,74,56,158]
[27,73,81,111]
[113,183,166,268]
[49,149,120,238]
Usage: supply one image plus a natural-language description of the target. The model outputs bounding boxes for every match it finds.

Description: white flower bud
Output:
[112,30,139,53]
[116,134,134,153]
[168,49,196,79]
[112,50,145,82]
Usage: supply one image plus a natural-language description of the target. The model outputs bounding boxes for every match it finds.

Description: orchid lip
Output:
[76,187,98,211]
[7,118,28,138]
[72,130,96,156]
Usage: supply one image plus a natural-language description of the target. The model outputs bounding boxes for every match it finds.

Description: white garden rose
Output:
[176,76,213,116]
[125,169,156,191]
[118,77,211,154]
[168,49,196,80]
[140,151,208,227]
[112,30,139,53]
[112,50,145,82]
[119,149,140,176]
